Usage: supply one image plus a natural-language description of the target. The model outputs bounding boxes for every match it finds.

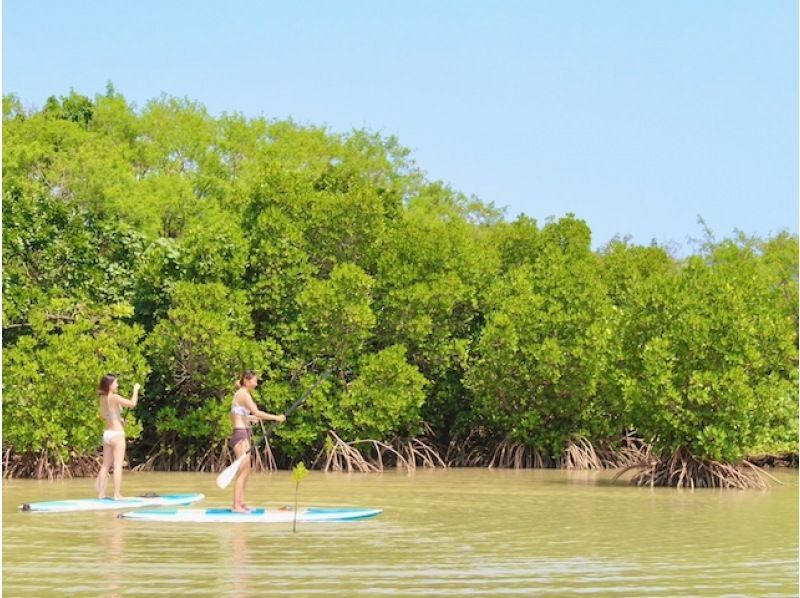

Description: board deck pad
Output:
[20,493,205,513]
[120,506,382,523]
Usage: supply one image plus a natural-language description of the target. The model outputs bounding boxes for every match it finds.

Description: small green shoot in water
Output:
[292,462,309,533]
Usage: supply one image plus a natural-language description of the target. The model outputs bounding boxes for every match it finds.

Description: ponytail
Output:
[236,370,257,390]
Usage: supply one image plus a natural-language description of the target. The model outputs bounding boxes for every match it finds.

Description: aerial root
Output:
[314,431,446,472]
[562,437,606,470]
[3,450,96,479]
[628,447,771,489]
[488,441,550,469]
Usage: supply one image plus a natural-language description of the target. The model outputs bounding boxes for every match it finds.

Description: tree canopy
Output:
[3,90,797,482]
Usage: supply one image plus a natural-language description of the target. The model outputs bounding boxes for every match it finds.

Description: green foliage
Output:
[465,217,621,458]
[295,263,376,368]
[335,345,428,440]
[374,183,500,439]
[599,237,676,308]
[143,282,278,455]
[2,188,144,340]
[268,373,335,459]
[618,256,798,461]
[43,91,95,127]
[3,88,796,474]
[179,206,249,286]
[3,94,25,120]
[3,302,149,460]
[244,206,315,340]
[292,461,309,484]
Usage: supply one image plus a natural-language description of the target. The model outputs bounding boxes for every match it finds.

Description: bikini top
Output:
[231,396,251,417]
[100,396,122,422]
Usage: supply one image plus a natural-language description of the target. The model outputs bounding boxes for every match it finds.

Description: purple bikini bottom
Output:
[231,427,252,450]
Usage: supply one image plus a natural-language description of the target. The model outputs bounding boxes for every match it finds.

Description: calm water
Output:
[3,469,798,597]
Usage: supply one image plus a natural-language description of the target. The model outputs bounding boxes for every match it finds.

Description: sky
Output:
[3,0,797,251]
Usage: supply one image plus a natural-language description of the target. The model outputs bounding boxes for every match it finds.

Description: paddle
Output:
[215,370,332,489]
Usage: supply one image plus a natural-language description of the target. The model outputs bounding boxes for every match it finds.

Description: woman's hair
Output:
[235,370,258,389]
[98,374,117,396]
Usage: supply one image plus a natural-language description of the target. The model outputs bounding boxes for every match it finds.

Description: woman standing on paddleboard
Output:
[231,371,285,513]
[96,374,141,500]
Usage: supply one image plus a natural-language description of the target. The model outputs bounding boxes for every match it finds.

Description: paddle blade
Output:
[216,453,247,489]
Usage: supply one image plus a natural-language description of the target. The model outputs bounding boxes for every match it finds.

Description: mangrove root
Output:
[313,431,446,473]
[562,437,615,470]
[627,447,774,489]
[488,441,553,469]
[2,449,100,480]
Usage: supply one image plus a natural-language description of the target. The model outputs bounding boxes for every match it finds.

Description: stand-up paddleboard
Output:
[120,506,382,523]
[20,493,204,513]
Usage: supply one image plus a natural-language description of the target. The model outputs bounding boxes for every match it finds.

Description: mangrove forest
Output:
[3,89,797,487]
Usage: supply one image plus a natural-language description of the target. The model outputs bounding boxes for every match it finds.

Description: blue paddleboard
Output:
[121,506,382,523]
[20,493,205,513]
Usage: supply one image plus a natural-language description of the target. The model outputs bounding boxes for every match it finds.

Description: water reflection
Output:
[562,469,601,485]
[231,527,252,598]
[99,515,125,598]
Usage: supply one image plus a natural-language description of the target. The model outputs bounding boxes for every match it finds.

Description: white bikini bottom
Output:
[102,430,125,445]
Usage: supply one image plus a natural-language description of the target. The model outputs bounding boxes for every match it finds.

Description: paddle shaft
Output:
[247,370,332,456]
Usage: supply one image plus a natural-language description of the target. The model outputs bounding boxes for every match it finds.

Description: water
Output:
[3,469,797,597]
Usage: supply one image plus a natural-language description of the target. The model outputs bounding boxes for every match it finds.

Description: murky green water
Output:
[3,469,797,597]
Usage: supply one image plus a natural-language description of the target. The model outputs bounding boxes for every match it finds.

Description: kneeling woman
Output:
[96,374,142,500]
[231,371,285,513]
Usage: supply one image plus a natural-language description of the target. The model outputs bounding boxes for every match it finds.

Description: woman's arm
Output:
[113,383,141,409]
[240,391,285,423]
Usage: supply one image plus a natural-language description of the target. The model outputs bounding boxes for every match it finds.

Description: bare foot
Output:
[98,495,107,500]
[232,506,251,513]
[112,495,126,501]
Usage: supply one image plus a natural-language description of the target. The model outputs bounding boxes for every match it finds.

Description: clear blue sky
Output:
[4,0,797,250]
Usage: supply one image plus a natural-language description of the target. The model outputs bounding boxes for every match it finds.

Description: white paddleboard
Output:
[120,506,382,523]
[20,493,205,513]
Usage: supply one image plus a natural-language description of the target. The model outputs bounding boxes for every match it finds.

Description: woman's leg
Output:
[241,457,251,508]
[233,440,251,512]
[111,434,126,499]
[97,440,113,499]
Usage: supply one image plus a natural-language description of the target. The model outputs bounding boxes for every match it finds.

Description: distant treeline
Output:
[3,88,797,484]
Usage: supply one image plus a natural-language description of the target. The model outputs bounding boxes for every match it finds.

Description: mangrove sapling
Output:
[291,462,309,533]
